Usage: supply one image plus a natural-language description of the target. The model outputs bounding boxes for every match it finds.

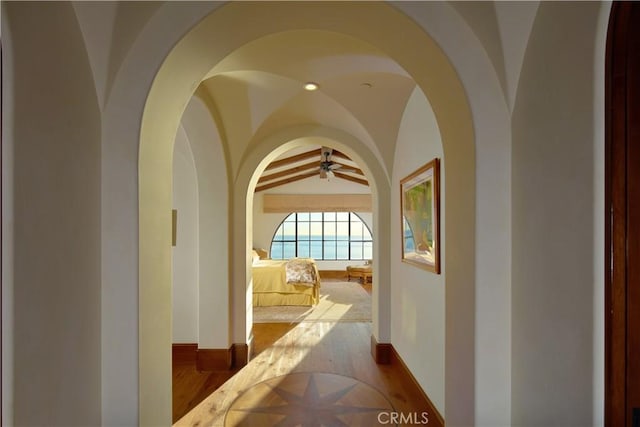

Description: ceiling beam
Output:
[255,171,319,192]
[265,149,320,170]
[333,162,365,176]
[330,150,352,161]
[259,161,319,183]
[334,171,369,186]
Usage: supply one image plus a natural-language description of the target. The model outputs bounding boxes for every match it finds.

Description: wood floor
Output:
[172,279,434,426]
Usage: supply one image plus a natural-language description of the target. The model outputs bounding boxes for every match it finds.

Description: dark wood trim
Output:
[370,335,391,364]
[173,342,249,371]
[196,348,232,371]
[605,3,640,425]
[390,346,445,427]
[172,343,198,365]
[231,343,249,369]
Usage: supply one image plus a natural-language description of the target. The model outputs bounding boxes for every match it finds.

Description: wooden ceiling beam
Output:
[333,162,364,176]
[334,171,369,186]
[265,149,320,170]
[330,150,352,161]
[255,171,319,192]
[259,161,319,183]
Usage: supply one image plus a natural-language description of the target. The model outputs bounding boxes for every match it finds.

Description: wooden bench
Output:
[346,264,372,284]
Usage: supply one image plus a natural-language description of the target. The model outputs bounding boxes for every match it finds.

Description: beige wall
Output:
[391,87,446,413]
[511,2,605,425]
[172,127,199,343]
[4,2,102,425]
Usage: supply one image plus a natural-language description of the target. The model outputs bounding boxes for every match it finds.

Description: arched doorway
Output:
[112,3,477,424]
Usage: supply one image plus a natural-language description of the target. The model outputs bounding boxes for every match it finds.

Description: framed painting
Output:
[400,158,440,273]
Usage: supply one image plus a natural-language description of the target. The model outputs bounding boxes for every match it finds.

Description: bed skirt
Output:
[252,285,319,307]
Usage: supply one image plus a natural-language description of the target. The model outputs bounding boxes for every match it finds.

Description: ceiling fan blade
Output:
[328,164,342,170]
[319,169,327,179]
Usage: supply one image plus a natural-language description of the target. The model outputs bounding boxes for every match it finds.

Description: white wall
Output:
[4,3,102,425]
[252,171,372,271]
[172,127,199,343]
[391,88,445,413]
[510,2,604,425]
[181,95,230,350]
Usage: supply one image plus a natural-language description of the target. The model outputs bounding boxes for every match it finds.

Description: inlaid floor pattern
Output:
[174,321,431,426]
[224,372,394,426]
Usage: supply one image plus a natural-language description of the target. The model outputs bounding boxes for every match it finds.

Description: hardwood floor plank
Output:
[174,322,436,426]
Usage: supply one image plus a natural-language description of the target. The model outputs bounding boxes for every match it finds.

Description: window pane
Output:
[351,222,363,239]
[337,212,349,221]
[310,241,323,259]
[310,212,322,221]
[298,212,309,221]
[324,222,336,238]
[283,242,296,259]
[283,222,295,239]
[324,241,336,259]
[362,226,372,240]
[350,242,363,259]
[363,242,373,260]
[298,241,310,258]
[310,222,322,240]
[297,222,310,239]
[336,241,349,259]
[336,222,349,240]
[324,212,335,221]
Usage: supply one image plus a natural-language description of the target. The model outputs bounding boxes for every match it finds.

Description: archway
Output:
[133,3,475,424]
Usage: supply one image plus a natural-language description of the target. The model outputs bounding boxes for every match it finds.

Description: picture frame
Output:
[400,158,440,273]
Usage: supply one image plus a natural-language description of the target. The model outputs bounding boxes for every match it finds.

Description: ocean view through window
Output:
[270,212,373,260]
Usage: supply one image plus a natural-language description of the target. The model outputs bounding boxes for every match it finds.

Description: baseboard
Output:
[370,335,392,364]
[173,342,250,371]
[231,343,249,368]
[389,345,445,427]
[172,343,197,365]
[318,270,347,280]
[196,347,232,371]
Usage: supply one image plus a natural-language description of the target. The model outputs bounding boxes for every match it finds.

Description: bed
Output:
[251,254,321,307]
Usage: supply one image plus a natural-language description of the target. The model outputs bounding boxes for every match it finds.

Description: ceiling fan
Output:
[318,147,346,179]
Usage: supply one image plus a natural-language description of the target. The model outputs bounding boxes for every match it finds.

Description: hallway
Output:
[173,322,438,426]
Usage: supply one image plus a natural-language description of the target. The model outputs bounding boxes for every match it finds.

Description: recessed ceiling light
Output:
[304,82,319,91]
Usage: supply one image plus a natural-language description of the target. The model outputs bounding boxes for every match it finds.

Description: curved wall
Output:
[3,3,102,425]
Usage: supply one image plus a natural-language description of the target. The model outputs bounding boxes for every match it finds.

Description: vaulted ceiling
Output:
[196,29,417,186]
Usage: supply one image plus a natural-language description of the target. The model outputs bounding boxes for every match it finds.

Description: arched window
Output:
[270,212,373,260]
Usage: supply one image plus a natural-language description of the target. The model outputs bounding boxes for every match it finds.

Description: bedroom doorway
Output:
[250,144,374,351]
